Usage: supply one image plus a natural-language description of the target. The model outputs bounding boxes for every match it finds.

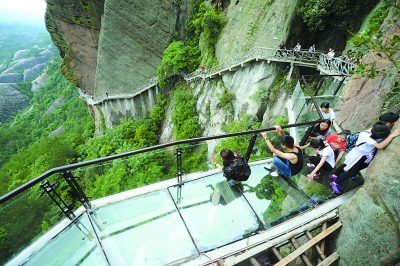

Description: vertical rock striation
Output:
[45,0,104,95]
[94,0,175,97]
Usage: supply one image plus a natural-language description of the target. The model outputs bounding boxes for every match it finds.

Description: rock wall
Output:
[45,0,104,94]
[96,85,159,129]
[216,0,299,63]
[0,84,29,125]
[94,0,176,97]
[332,5,400,265]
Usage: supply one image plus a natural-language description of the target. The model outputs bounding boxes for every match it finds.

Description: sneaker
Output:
[264,163,276,171]
[307,163,316,168]
[351,175,357,180]
[330,182,341,194]
[270,170,280,177]
[228,179,240,187]
[329,174,338,182]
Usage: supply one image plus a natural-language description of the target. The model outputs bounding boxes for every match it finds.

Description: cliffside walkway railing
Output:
[81,47,354,105]
[79,76,159,106]
[184,47,354,82]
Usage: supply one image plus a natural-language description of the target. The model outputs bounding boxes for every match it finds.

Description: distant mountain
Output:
[0,22,55,124]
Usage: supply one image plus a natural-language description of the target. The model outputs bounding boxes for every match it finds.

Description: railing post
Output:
[333,76,347,96]
[62,171,92,210]
[299,124,316,146]
[245,134,258,163]
[39,180,76,220]
[175,148,184,186]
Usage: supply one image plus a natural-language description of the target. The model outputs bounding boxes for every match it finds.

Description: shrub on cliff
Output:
[157,41,200,88]
[297,0,379,32]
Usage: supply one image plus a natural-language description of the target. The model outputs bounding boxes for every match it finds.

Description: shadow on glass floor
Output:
[169,163,338,252]
[292,155,363,203]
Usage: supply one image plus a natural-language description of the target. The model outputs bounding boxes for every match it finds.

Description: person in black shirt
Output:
[211,149,251,186]
[276,42,287,57]
[262,126,307,177]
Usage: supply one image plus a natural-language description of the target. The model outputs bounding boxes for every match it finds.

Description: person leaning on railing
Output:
[261,125,309,177]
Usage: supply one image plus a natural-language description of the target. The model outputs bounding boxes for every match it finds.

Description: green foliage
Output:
[217,88,235,114]
[303,182,332,198]
[217,114,269,162]
[297,0,379,32]
[275,117,289,126]
[245,176,288,221]
[196,3,227,49]
[171,83,200,140]
[205,100,211,120]
[190,2,227,66]
[250,86,268,105]
[181,143,209,174]
[158,1,226,87]
[0,55,93,167]
[369,2,391,25]
[157,41,200,88]
[350,21,400,78]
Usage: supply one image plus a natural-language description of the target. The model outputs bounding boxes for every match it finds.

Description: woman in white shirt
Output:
[311,102,335,123]
[307,139,335,180]
[329,123,400,193]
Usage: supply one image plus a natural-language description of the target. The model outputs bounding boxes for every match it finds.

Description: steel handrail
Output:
[0,120,324,204]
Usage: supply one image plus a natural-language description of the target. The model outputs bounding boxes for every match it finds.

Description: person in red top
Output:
[326,130,351,165]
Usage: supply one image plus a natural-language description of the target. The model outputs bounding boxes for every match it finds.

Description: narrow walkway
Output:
[82,47,353,105]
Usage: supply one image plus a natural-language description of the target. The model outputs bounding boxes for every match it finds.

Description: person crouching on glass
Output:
[211,149,251,187]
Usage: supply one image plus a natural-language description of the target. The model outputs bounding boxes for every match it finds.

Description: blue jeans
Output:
[273,156,292,177]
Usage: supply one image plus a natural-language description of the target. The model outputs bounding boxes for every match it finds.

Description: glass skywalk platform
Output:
[6,160,361,266]
[1,74,351,265]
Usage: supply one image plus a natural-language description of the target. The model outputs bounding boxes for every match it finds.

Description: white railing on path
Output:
[79,47,354,105]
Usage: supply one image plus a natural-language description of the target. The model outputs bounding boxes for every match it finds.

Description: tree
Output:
[350,4,400,78]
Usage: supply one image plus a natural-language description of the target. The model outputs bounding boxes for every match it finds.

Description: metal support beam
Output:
[175,148,184,186]
[245,134,257,163]
[287,62,294,81]
[62,171,92,210]
[39,180,75,220]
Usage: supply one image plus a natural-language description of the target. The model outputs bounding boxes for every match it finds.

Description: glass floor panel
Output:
[9,161,361,265]
[23,214,108,266]
[240,164,310,228]
[169,174,261,252]
[90,190,197,265]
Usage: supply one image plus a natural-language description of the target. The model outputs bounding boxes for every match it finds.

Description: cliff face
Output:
[94,0,176,98]
[0,43,56,124]
[45,0,177,98]
[45,0,104,95]
[333,6,400,265]
[216,0,299,62]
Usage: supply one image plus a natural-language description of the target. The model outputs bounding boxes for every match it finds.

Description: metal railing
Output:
[78,47,353,105]
[185,47,354,81]
[0,121,321,205]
